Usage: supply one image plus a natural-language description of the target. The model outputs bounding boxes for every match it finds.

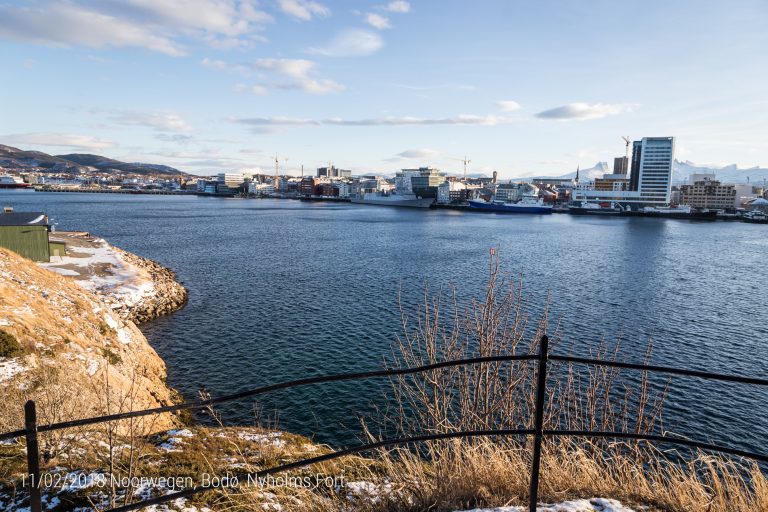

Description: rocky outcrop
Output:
[111,248,188,323]
[41,232,188,324]
[0,248,180,435]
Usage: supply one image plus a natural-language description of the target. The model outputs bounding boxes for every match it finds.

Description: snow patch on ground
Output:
[40,237,156,310]
[236,431,286,448]
[117,326,133,344]
[158,429,195,452]
[0,359,25,383]
[456,498,636,512]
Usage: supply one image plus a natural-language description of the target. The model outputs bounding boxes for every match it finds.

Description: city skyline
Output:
[1,0,767,177]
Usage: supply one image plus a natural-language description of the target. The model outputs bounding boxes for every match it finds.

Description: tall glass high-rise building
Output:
[632,137,675,204]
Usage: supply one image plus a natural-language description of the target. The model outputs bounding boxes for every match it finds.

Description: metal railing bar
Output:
[0,354,537,441]
[107,429,536,512]
[549,355,768,386]
[544,430,768,463]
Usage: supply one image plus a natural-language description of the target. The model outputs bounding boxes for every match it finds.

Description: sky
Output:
[0,0,767,178]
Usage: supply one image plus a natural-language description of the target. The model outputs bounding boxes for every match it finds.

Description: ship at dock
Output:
[619,205,717,220]
[568,201,621,216]
[0,175,31,189]
[468,194,553,214]
[350,192,434,208]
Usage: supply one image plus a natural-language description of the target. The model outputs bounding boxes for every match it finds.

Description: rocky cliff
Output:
[0,247,180,436]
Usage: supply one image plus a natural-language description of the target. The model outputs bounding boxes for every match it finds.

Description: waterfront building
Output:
[747,197,768,212]
[353,176,392,196]
[217,173,245,189]
[408,167,445,198]
[594,174,630,192]
[334,181,350,198]
[494,182,522,203]
[679,176,736,210]
[734,184,765,208]
[317,165,351,178]
[437,181,471,204]
[573,137,675,208]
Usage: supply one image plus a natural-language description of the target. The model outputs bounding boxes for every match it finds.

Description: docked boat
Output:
[620,205,717,220]
[350,192,434,208]
[468,195,553,214]
[742,210,768,224]
[0,175,30,189]
[568,201,621,215]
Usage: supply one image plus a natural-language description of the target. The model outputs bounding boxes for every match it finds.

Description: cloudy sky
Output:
[1,0,766,177]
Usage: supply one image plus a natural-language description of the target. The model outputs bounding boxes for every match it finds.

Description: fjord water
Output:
[4,191,767,450]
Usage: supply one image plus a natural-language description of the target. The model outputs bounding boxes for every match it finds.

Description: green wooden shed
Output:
[0,210,52,262]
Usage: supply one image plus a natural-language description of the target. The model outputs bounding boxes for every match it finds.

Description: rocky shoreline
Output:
[40,232,188,324]
[111,247,188,323]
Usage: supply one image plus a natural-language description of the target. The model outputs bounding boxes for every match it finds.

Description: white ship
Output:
[351,192,434,208]
[0,175,30,188]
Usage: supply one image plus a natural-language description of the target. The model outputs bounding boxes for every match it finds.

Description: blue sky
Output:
[1,0,766,177]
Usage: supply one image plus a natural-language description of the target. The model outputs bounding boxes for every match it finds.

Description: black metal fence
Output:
[2,335,767,512]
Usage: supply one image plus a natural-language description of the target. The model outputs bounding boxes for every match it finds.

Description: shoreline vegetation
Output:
[0,246,765,511]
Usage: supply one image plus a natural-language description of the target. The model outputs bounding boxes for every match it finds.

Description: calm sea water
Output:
[3,190,767,451]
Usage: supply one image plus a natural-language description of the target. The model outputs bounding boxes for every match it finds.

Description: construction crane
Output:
[273,154,281,192]
[621,136,631,159]
[449,156,471,180]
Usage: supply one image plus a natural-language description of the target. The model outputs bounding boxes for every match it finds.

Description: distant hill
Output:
[56,153,186,176]
[0,144,189,177]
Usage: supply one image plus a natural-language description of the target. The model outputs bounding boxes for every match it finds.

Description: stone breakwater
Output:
[111,247,188,323]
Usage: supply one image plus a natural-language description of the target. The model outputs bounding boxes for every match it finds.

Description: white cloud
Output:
[382,1,410,13]
[233,114,512,127]
[308,29,383,57]
[0,1,274,56]
[252,58,344,94]
[0,2,185,56]
[277,0,330,21]
[210,57,343,95]
[108,111,194,132]
[535,102,637,120]
[390,149,439,160]
[124,0,256,36]
[365,13,391,30]
[2,132,117,150]
[496,100,521,112]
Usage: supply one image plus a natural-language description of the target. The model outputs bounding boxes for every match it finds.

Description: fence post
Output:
[25,400,42,512]
[528,334,549,512]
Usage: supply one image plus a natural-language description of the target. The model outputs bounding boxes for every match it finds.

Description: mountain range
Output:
[0,144,188,177]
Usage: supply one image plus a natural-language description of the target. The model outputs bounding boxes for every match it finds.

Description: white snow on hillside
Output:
[39,234,154,310]
[529,160,768,186]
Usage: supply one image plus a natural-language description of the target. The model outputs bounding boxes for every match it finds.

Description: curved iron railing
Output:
[5,335,768,512]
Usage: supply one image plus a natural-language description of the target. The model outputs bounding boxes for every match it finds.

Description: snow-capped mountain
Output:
[671,160,768,185]
[528,160,767,186]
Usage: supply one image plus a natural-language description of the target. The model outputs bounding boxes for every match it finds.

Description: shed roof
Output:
[0,212,48,226]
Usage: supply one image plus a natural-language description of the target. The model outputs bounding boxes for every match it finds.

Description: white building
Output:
[217,173,245,189]
[437,181,464,204]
